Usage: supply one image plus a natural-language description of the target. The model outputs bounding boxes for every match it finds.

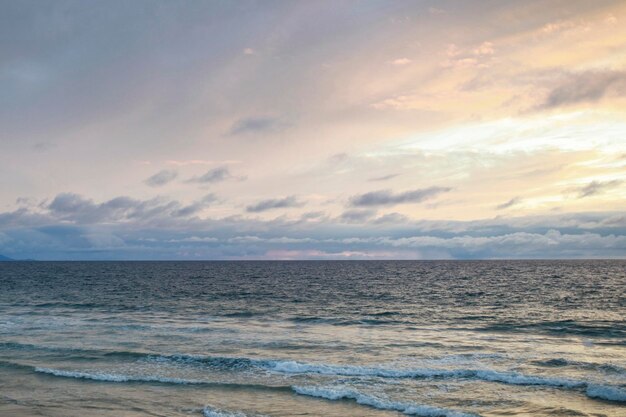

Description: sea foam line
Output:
[32,362,626,403]
[34,367,205,384]
[268,360,580,386]
[292,385,480,417]
[269,361,626,402]
[32,366,291,393]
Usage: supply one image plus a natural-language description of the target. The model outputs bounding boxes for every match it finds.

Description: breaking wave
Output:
[5,342,623,404]
[292,385,480,417]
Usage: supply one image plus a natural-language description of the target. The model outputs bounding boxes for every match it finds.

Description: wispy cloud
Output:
[538,70,626,109]
[368,173,399,182]
[186,167,243,184]
[166,160,241,166]
[246,196,302,213]
[228,117,285,136]
[577,180,623,198]
[350,187,451,207]
[390,58,411,66]
[496,197,521,210]
[48,193,176,223]
[144,170,178,187]
[339,209,377,223]
[174,194,217,217]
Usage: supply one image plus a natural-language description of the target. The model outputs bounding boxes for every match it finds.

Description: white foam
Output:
[269,360,434,377]
[586,384,626,402]
[292,385,480,417]
[472,370,583,388]
[34,364,626,404]
[34,367,203,384]
[202,405,249,417]
[268,360,583,388]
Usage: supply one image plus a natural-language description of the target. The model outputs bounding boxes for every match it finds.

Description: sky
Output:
[0,0,625,260]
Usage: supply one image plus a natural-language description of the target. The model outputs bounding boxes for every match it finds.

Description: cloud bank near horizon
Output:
[0,192,624,260]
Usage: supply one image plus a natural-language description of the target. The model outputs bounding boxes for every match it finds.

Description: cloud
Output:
[540,20,577,34]
[46,192,216,224]
[390,58,411,66]
[166,159,240,166]
[144,169,178,187]
[174,194,217,217]
[186,166,243,184]
[246,196,302,213]
[228,117,285,135]
[48,193,173,223]
[496,197,521,210]
[328,230,626,259]
[339,209,377,223]
[473,42,495,56]
[368,173,399,182]
[577,180,623,198]
[441,41,496,69]
[349,187,451,207]
[539,70,626,109]
[372,212,409,224]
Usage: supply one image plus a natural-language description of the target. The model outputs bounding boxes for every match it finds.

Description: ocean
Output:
[0,260,624,416]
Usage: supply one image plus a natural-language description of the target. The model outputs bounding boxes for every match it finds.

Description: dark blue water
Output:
[1,261,625,416]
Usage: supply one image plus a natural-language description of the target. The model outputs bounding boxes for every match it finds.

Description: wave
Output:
[532,358,626,375]
[0,342,264,370]
[34,364,626,402]
[586,384,626,402]
[271,361,626,402]
[5,341,625,403]
[20,362,626,404]
[35,367,207,384]
[268,360,580,386]
[474,320,626,339]
[293,385,479,417]
[32,366,291,393]
[202,405,266,417]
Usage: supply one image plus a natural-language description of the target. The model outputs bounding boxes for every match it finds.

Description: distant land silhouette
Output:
[0,254,15,261]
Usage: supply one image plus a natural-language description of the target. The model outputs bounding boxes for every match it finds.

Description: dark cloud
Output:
[350,186,451,207]
[173,194,217,217]
[539,70,626,109]
[46,192,217,224]
[144,169,178,187]
[496,197,521,210]
[228,117,284,136]
[577,180,622,198]
[186,166,242,184]
[48,193,173,223]
[372,212,409,224]
[368,173,399,182]
[246,196,302,213]
[339,209,377,223]
[300,211,326,220]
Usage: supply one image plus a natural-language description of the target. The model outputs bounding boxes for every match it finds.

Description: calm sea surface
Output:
[0,261,625,417]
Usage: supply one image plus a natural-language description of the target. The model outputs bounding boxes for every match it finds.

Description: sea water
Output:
[0,260,624,416]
